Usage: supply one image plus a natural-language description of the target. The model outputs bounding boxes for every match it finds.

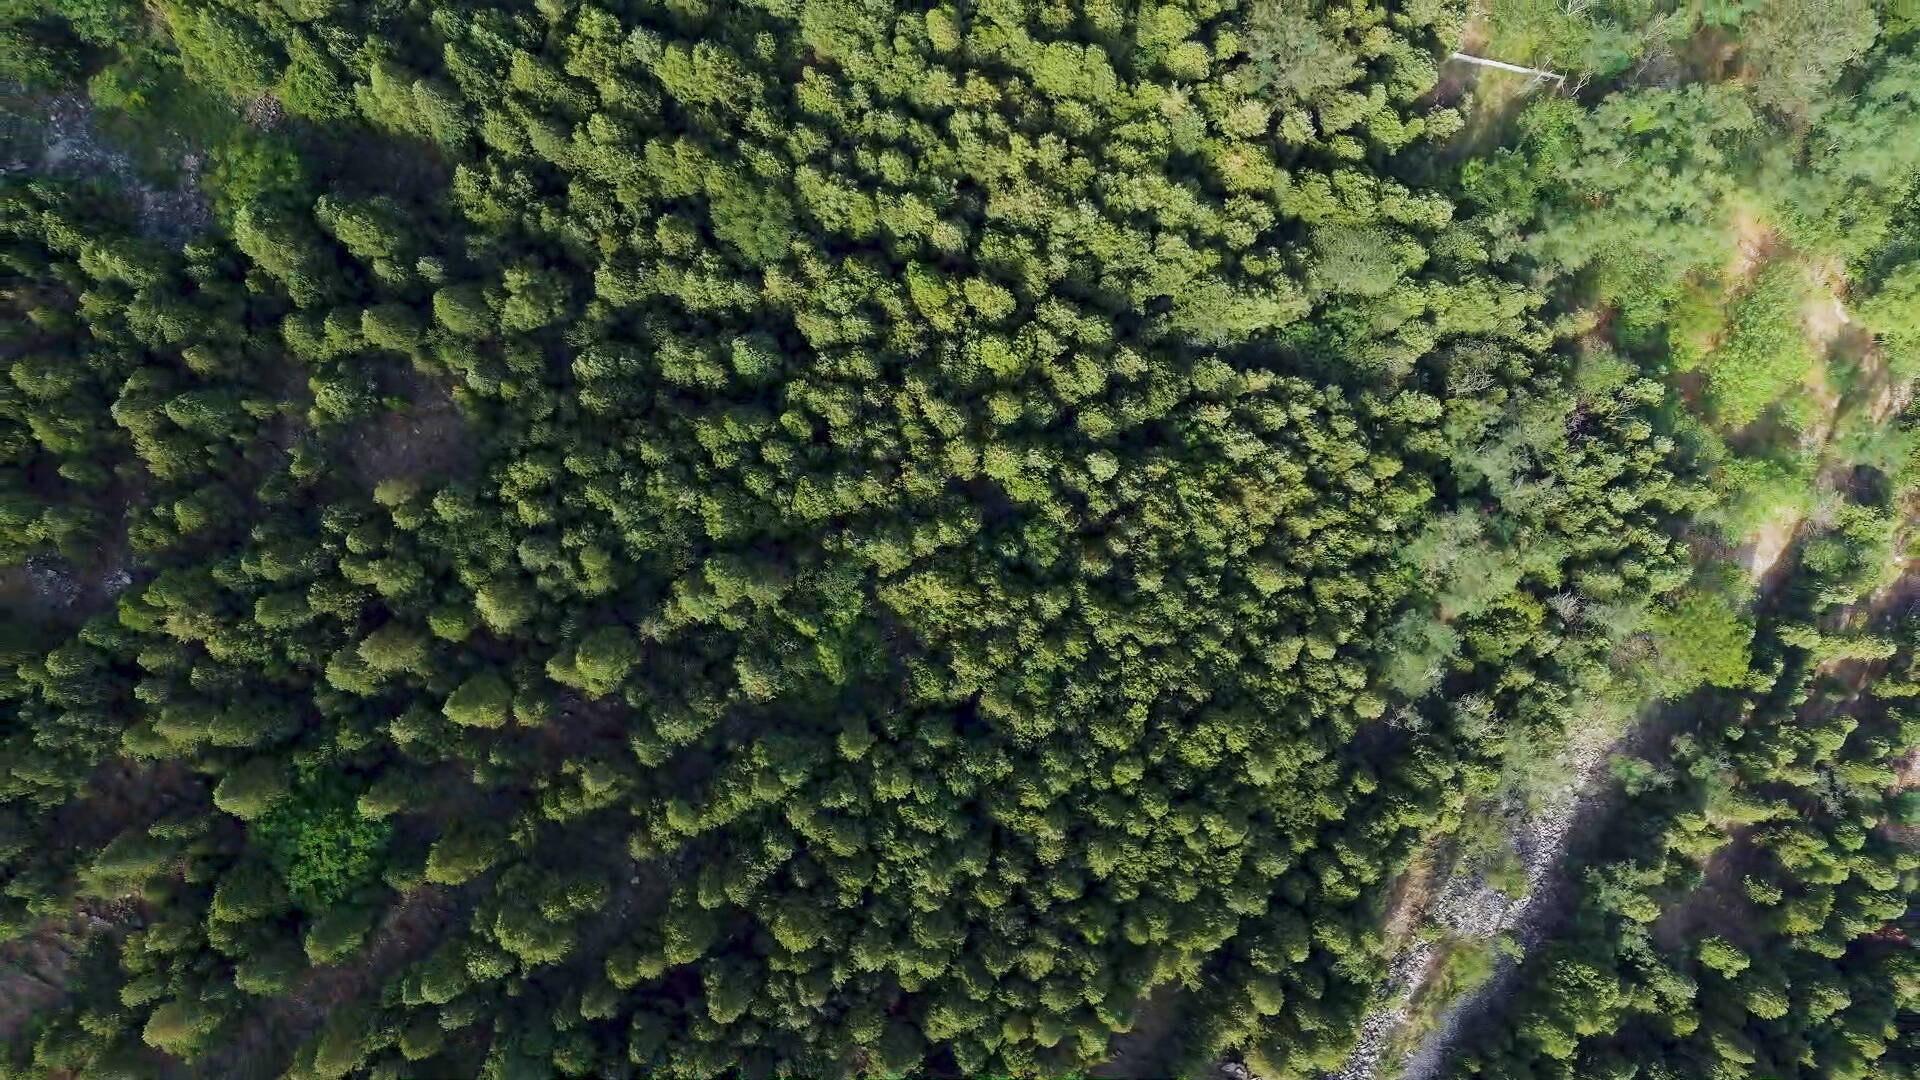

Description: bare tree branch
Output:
[1448,52,1567,84]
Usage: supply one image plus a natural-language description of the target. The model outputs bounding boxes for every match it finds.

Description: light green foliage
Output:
[46,0,142,44]
[1799,501,1901,604]
[424,822,506,886]
[1859,261,1920,374]
[233,942,305,996]
[1734,0,1881,114]
[1241,0,1362,104]
[276,27,352,121]
[1697,936,1751,975]
[426,602,474,641]
[253,785,391,908]
[303,904,374,965]
[160,0,277,98]
[356,624,432,677]
[360,303,424,356]
[443,667,512,728]
[550,625,637,698]
[213,758,291,821]
[141,997,224,1059]
[474,577,535,633]
[1482,0,1691,76]
[205,131,308,222]
[1646,586,1756,692]
[432,283,495,337]
[1697,263,1815,429]
[1500,86,1762,331]
[78,828,180,898]
[210,860,289,922]
[1703,446,1820,540]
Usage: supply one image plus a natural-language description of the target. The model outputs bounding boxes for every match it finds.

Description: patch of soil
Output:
[349,365,468,492]
[1650,830,1760,953]
[0,760,205,1041]
[1093,985,1191,1079]
[1803,266,1853,354]
[1339,683,1647,1080]
[1682,26,1741,84]
[1457,5,1488,56]
[58,759,208,854]
[0,560,82,632]
[1865,369,1914,426]
[0,389,146,634]
[1381,853,1437,944]
[1887,751,1920,847]
[1332,937,1439,1080]
[1396,678,1738,1080]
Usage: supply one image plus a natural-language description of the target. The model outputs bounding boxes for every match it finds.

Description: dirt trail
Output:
[1321,58,1916,1080]
[1726,210,1778,285]
[1382,428,1896,1080]
[1332,938,1441,1080]
[349,365,469,491]
[1888,751,1920,847]
[1392,701,1670,1080]
[195,886,462,1080]
[1095,985,1190,1079]
[1397,556,1920,1080]
[1803,261,1853,350]
[1743,512,1802,582]
[1324,690,1634,1080]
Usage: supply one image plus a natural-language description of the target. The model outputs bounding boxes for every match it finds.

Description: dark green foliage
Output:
[2,4,1917,1080]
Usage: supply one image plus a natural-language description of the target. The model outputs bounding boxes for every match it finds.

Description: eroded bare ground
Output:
[1742,511,1804,584]
[1370,462,1910,1080]
[1,93,210,245]
[1094,985,1192,1079]
[1657,561,1920,948]
[0,541,139,634]
[1,91,187,632]
[1386,692,1705,1080]
[1340,140,1867,1080]
[1320,667,1653,1080]
[1649,828,1759,953]
[1726,210,1780,286]
[1332,934,1441,1080]
[1387,716,1655,1080]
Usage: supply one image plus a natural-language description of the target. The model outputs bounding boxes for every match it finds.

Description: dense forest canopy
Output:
[0,1,1915,1079]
